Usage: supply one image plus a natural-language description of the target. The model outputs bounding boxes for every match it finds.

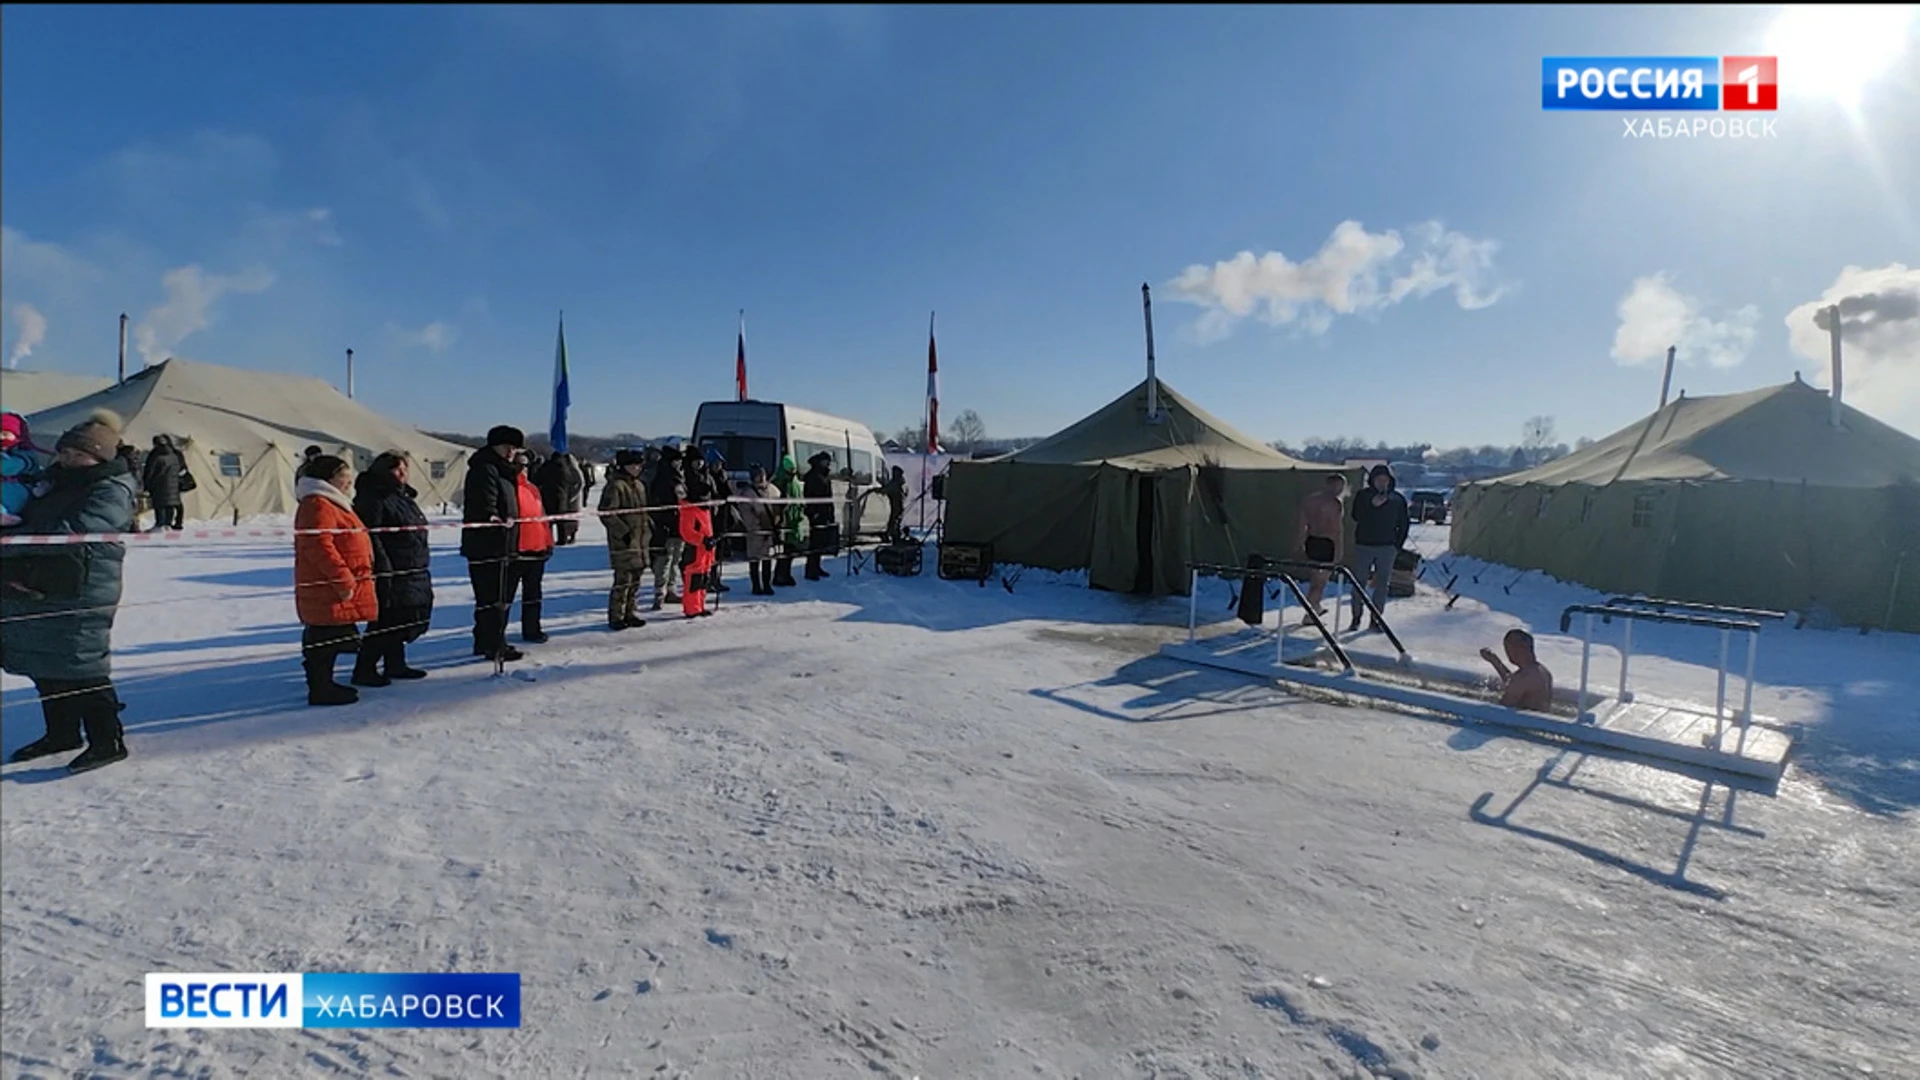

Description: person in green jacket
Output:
[769,454,807,588]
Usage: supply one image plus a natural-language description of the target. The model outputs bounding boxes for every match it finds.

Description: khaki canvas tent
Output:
[25,357,472,521]
[0,369,115,417]
[1450,379,1920,632]
[943,378,1351,595]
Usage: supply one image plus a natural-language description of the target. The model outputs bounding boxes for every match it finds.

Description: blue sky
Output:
[4,5,1917,446]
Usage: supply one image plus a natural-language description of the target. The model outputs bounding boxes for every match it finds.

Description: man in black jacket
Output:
[645,446,687,610]
[534,450,585,546]
[143,434,185,530]
[462,425,527,662]
[1348,463,1410,633]
[802,452,836,581]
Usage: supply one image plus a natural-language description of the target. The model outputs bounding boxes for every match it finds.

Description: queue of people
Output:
[1,415,862,770]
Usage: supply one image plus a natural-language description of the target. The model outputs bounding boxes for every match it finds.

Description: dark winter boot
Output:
[384,639,428,680]
[773,558,797,587]
[306,654,359,707]
[748,563,764,595]
[521,604,549,644]
[352,643,391,688]
[68,690,128,773]
[10,689,85,763]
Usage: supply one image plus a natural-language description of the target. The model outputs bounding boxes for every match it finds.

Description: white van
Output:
[690,400,892,538]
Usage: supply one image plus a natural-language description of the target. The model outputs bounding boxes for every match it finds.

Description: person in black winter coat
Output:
[143,434,186,530]
[1347,463,1411,632]
[352,451,433,683]
[462,425,527,662]
[645,447,688,609]
[802,451,836,581]
[702,449,734,592]
[534,451,586,547]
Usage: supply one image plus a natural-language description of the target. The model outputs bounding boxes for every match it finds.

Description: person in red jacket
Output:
[511,450,555,642]
[678,467,716,618]
[294,455,380,706]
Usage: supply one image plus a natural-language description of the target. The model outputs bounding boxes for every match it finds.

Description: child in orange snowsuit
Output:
[678,469,716,618]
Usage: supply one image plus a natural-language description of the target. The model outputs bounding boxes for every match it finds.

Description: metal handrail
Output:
[1186,563,1352,673]
[1259,557,1409,659]
[1558,603,1764,735]
[1558,604,1762,635]
[1603,596,1788,623]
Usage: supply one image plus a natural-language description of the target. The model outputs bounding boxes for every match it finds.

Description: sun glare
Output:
[1764,4,1919,111]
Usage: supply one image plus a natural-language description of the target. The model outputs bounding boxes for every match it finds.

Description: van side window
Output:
[700,436,777,476]
[849,449,873,485]
[792,440,843,476]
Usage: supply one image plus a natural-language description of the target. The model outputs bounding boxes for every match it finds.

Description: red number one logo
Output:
[1722,56,1778,111]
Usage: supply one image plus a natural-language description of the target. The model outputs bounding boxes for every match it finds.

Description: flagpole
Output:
[736,309,747,402]
[920,311,933,533]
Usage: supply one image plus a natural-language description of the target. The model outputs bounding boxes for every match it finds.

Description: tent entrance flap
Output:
[1088,465,1139,593]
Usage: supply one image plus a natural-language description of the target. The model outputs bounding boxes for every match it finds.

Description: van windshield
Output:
[697,436,778,476]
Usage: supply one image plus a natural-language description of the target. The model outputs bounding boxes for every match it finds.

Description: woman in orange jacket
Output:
[294,455,380,706]
[678,467,716,618]
[511,450,555,642]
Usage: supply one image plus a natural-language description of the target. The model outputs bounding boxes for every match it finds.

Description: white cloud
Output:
[402,165,451,233]
[1165,220,1508,343]
[307,208,344,247]
[0,225,104,288]
[390,320,457,353]
[1785,263,1920,429]
[1610,273,1758,371]
[6,303,48,369]
[100,131,278,201]
[133,264,276,366]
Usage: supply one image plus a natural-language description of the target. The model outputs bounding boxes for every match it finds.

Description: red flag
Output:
[735,311,747,401]
[926,314,941,454]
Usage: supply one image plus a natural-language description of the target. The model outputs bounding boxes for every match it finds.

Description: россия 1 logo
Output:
[1541,56,1777,110]
[1542,56,1779,139]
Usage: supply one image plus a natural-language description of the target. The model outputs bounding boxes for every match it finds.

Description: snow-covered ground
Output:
[3,520,1915,1078]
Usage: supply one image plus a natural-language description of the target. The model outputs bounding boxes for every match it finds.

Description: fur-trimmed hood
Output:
[295,476,356,513]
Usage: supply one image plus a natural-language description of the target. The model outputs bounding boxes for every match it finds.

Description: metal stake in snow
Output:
[346,347,355,400]
[118,313,129,384]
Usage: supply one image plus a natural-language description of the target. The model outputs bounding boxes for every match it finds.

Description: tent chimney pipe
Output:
[1658,345,1675,408]
[117,313,128,384]
[1827,304,1842,428]
[1142,282,1159,422]
[346,348,355,400]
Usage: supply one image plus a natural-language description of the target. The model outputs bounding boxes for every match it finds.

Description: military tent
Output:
[1,369,115,417]
[26,357,472,521]
[1450,379,1920,632]
[943,378,1351,595]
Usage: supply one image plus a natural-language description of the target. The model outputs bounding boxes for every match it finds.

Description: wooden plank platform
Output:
[1160,635,1793,782]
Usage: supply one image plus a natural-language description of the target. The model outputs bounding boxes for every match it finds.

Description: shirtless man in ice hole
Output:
[1481,628,1554,712]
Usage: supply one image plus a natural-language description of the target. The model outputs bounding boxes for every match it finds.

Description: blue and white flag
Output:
[549,314,571,455]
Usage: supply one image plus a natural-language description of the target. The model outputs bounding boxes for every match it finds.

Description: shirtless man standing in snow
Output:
[1481,629,1554,712]
[1296,473,1348,616]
